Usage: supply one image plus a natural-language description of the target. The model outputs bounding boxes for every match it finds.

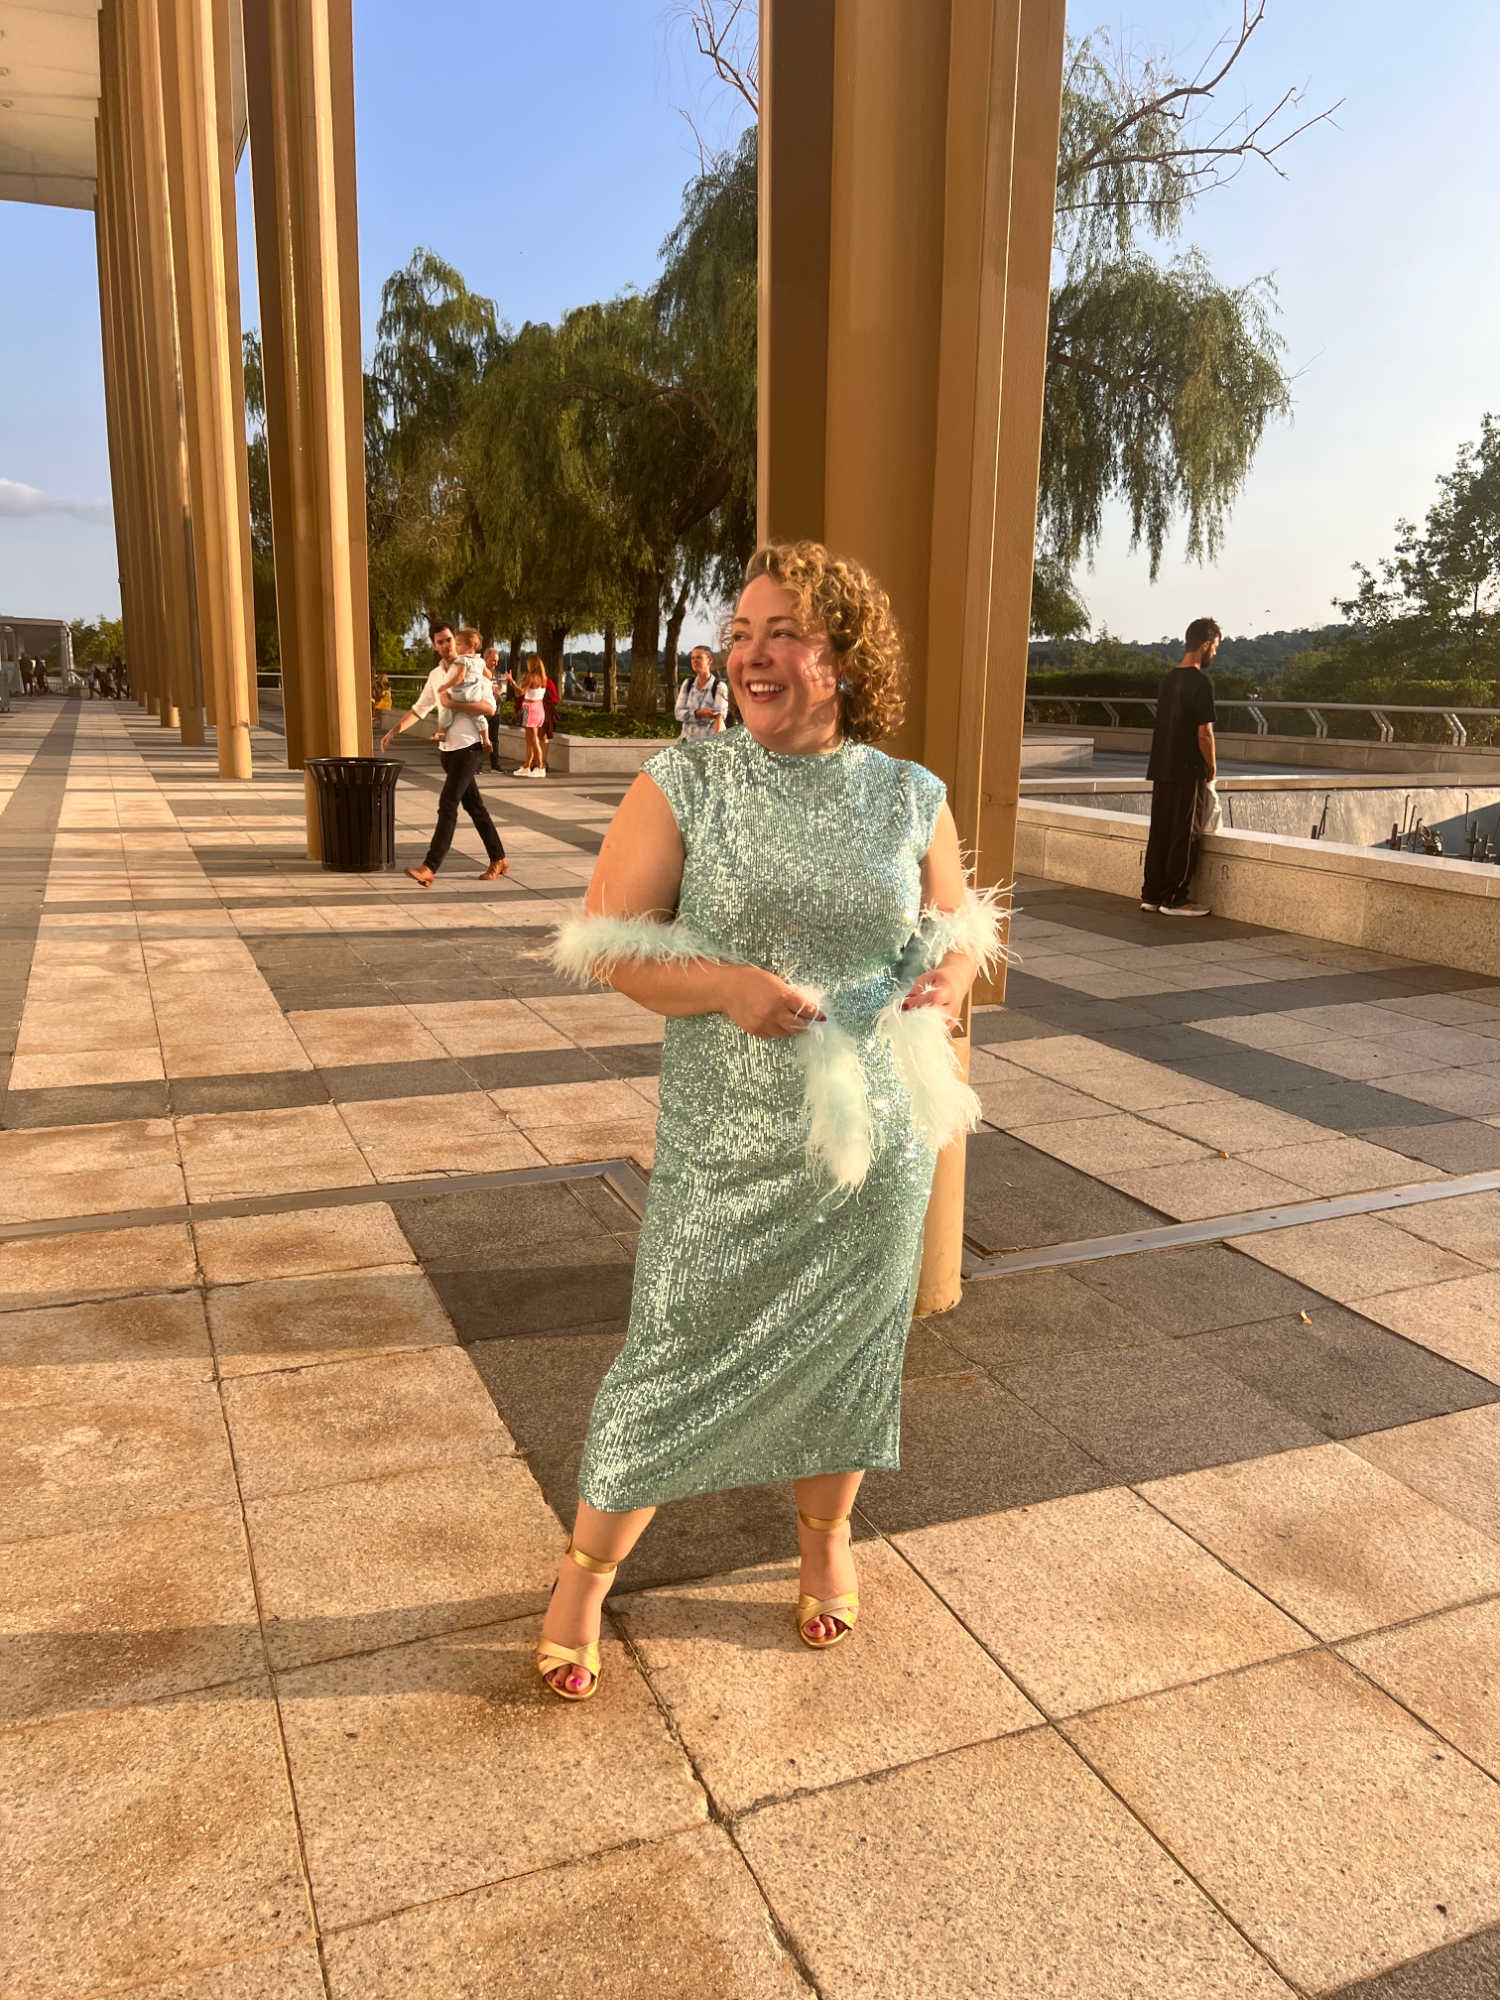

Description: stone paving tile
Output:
[0,1381,239,1544]
[1368,1121,1500,1173]
[207,1270,456,1376]
[1350,1406,1500,1543]
[1354,1274,1500,1384]
[320,1824,808,2000]
[222,1347,512,1501]
[1188,1305,1500,1439]
[737,1728,1296,1999]
[1341,1598,1500,1782]
[1007,1111,1211,1174]
[1238,1136,1429,1194]
[999,1340,1324,1482]
[1070,1241,1323,1334]
[467,1329,625,1458]
[338,1091,545,1179]
[974,1068,1113,1127]
[1326,1927,1500,2000]
[1387,1191,1500,1266]
[175,1104,373,1202]
[939,1266,1164,1372]
[287,1003,448,1067]
[0,1290,212,1408]
[963,1128,1170,1254]
[1142,1096,1333,1152]
[858,1371,1111,1533]
[408,997,572,1056]
[245,1454,560,1669]
[168,1070,331,1116]
[526,1116,659,1167]
[894,1485,1308,1716]
[193,1202,417,1285]
[1140,1443,1500,1638]
[275,1614,705,1929]
[1227,1215,1481,1305]
[0,1161,188,1225]
[0,1680,308,2000]
[1375,1069,1500,1116]
[1262,1079,1459,1133]
[1108,1156,1312,1222]
[525,992,667,1045]
[616,1543,1037,1813]
[0,1504,261,1724]
[1065,1651,1500,1995]
[115,1943,329,1999]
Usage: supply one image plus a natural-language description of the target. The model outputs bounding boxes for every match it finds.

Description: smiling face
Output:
[726,574,842,754]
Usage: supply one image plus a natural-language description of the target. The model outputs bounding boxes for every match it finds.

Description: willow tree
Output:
[680,1,1333,635]
[365,249,503,648]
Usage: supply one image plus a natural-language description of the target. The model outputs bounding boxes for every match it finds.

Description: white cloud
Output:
[0,478,111,525]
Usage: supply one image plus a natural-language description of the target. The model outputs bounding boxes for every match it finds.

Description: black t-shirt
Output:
[1147,666,1215,780]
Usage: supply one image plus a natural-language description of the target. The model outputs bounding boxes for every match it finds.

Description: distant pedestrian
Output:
[482,647,504,769]
[1141,617,1220,918]
[675,646,728,742]
[381,621,508,886]
[511,655,551,779]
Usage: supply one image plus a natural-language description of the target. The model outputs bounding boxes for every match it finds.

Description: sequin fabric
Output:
[577,728,948,1511]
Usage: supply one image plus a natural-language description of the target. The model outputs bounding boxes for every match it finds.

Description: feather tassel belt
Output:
[549,891,1012,1194]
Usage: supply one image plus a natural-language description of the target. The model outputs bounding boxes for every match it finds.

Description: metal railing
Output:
[1023,695,1500,750]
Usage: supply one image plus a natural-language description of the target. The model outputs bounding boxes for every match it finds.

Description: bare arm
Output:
[584,775,821,1037]
[905,805,985,1019]
[1197,721,1216,780]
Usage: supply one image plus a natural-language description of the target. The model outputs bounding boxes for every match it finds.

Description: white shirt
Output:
[411,661,494,752]
[675,673,728,741]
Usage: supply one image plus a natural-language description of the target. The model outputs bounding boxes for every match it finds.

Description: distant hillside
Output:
[1029,627,1347,679]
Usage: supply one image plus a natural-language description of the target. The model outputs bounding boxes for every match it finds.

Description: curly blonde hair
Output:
[739,541,906,744]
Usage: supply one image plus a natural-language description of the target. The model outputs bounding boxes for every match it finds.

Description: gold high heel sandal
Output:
[796,1510,860,1650]
[536,1541,618,1702]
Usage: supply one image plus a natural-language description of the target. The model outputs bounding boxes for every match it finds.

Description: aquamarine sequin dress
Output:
[577,728,948,1511]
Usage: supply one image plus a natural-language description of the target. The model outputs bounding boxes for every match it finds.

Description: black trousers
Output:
[423,743,505,872]
[1142,777,1202,907]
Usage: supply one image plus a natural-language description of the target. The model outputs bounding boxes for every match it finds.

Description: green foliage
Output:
[241,330,279,668]
[69,615,125,666]
[1328,413,1500,685]
[550,704,679,740]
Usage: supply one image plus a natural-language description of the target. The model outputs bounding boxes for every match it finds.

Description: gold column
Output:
[94,133,147,708]
[116,0,205,739]
[759,0,1067,1313]
[158,0,255,778]
[243,0,373,854]
[99,4,170,722]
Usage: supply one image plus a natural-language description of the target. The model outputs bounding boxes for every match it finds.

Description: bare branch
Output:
[670,0,759,117]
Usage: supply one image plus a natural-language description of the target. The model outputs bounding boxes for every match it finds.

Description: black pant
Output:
[1142,777,1202,907]
[423,744,505,872]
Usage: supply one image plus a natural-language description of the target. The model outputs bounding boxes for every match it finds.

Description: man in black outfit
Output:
[1141,617,1220,917]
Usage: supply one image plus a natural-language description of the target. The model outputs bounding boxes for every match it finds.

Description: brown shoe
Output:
[479,859,509,880]
[404,866,435,888]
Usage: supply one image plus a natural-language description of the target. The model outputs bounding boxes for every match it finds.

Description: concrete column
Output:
[115,0,205,739]
[98,4,171,723]
[158,0,255,778]
[243,0,373,853]
[93,135,146,707]
[758,0,1067,1313]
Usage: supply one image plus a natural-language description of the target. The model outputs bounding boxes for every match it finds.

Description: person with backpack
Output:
[674,646,728,741]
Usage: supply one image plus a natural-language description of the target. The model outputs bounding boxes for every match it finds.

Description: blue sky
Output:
[1,1,1496,645]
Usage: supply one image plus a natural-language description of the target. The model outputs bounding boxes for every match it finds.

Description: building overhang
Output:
[0,0,246,211]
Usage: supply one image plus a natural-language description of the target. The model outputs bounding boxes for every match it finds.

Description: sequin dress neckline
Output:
[741,731,851,769]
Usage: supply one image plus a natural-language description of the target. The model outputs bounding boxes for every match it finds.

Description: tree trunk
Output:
[662,582,690,711]
[547,623,568,684]
[626,568,663,724]
[534,620,555,673]
[508,630,522,678]
[603,621,618,714]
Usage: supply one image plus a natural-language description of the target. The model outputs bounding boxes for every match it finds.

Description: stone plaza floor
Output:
[5,693,1500,1998]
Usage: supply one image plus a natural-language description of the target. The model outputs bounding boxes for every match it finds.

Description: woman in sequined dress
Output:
[535,542,1002,1701]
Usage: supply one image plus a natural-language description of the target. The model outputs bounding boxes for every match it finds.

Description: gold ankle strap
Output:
[565,1540,618,1577]
[797,1510,850,1533]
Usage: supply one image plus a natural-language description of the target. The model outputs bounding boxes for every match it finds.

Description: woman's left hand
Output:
[901,961,969,1025]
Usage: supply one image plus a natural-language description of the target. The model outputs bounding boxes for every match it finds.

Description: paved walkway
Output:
[5,696,1500,1999]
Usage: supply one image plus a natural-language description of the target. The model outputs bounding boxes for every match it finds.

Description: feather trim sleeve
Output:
[917,882,1015,982]
[548,908,724,987]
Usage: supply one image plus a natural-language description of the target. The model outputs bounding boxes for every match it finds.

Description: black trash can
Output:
[305,756,400,872]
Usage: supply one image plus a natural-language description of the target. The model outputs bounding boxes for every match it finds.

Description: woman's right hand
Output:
[720,966,825,1039]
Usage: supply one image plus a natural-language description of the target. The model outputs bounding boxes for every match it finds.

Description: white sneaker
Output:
[1140,900,1160,912]
[1161,902,1211,918]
